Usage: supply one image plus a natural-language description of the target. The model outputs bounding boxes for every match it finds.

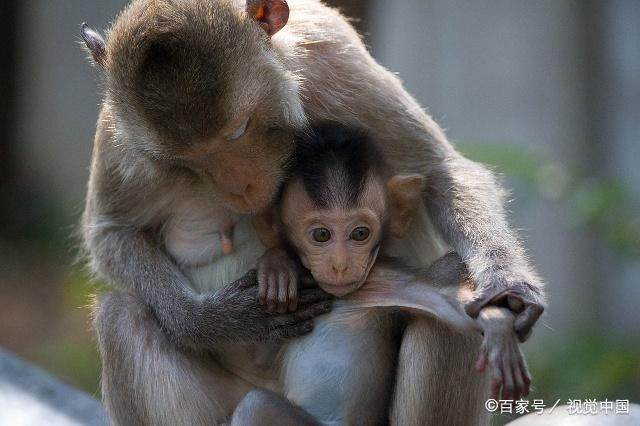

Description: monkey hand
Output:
[190,270,332,349]
[465,273,545,342]
[257,248,300,313]
[475,306,531,402]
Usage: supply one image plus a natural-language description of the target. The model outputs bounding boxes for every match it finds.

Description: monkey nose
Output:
[332,264,348,274]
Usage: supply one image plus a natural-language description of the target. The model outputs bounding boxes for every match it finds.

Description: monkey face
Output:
[100,0,305,214]
[282,179,386,297]
[181,117,297,214]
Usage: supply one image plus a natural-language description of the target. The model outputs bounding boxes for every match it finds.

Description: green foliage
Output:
[29,339,101,397]
[457,141,640,258]
[28,264,103,395]
[528,332,640,402]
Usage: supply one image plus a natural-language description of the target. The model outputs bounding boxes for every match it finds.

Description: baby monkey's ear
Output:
[387,174,425,238]
[80,23,106,68]
[246,0,289,36]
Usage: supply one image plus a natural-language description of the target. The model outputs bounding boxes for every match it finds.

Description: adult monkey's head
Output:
[81,0,303,214]
[280,125,425,297]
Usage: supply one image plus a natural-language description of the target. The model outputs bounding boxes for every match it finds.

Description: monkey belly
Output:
[281,303,395,425]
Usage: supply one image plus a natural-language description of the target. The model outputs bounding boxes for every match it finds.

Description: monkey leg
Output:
[390,316,490,426]
[231,389,319,426]
[281,305,396,426]
[94,291,253,426]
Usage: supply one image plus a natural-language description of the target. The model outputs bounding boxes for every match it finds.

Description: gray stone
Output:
[0,348,107,426]
[508,403,640,425]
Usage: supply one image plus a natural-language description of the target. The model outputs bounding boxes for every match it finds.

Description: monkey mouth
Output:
[318,245,381,297]
[319,281,363,297]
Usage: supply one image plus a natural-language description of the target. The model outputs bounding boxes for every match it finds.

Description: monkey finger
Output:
[287,271,298,312]
[488,358,503,400]
[514,304,544,341]
[507,296,524,313]
[520,358,532,396]
[490,377,502,401]
[475,352,488,372]
[512,363,525,401]
[277,272,289,314]
[266,274,278,313]
[465,290,510,318]
[258,269,268,305]
[270,301,332,328]
[501,358,515,401]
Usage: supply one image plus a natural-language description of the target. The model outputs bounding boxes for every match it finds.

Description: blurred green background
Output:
[0,0,638,422]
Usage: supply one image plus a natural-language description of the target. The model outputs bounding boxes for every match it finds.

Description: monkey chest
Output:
[163,200,266,293]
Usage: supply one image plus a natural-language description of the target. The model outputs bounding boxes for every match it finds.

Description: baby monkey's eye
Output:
[350,226,370,242]
[226,118,249,141]
[312,228,331,243]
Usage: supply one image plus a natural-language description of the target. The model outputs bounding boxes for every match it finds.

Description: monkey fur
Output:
[81,1,544,424]
[246,124,530,424]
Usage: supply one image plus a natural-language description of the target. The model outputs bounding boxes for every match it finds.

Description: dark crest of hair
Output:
[292,123,384,208]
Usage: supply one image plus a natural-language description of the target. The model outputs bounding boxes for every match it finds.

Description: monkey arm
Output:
[284,11,545,340]
[423,154,546,341]
[346,254,532,400]
[82,111,331,352]
[84,204,333,352]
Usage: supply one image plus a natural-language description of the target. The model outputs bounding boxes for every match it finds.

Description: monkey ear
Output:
[80,23,106,68]
[246,0,290,37]
[387,174,425,238]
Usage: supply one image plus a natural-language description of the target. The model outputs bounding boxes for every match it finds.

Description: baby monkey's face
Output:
[281,178,387,297]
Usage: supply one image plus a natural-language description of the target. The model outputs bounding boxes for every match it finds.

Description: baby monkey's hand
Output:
[475,306,531,401]
[257,248,299,314]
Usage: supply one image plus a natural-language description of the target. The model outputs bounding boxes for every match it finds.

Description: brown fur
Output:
[81,1,545,424]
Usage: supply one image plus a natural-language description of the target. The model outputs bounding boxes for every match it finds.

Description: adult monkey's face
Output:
[89,0,302,214]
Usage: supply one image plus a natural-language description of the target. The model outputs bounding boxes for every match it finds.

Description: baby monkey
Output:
[248,124,530,423]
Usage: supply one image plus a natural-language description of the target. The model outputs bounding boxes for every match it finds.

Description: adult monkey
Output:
[81,0,545,425]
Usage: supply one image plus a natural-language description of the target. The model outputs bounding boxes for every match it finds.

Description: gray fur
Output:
[81,0,545,424]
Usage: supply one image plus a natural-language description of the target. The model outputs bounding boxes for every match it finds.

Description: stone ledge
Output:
[0,348,107,426]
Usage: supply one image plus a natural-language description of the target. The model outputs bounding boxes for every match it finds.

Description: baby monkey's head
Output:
[280,125,424,297]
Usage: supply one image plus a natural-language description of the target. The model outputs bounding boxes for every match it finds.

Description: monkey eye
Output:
[226,118,249,141]
[312,228,331,243]
[350,226,370,242]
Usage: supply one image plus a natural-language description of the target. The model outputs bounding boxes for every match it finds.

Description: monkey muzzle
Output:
[318,244,381,297]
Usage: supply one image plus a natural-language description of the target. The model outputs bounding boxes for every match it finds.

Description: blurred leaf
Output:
[457,141,542,185]
[458,140,640,258]
[28,339,101,397]
[527,332,640,402]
